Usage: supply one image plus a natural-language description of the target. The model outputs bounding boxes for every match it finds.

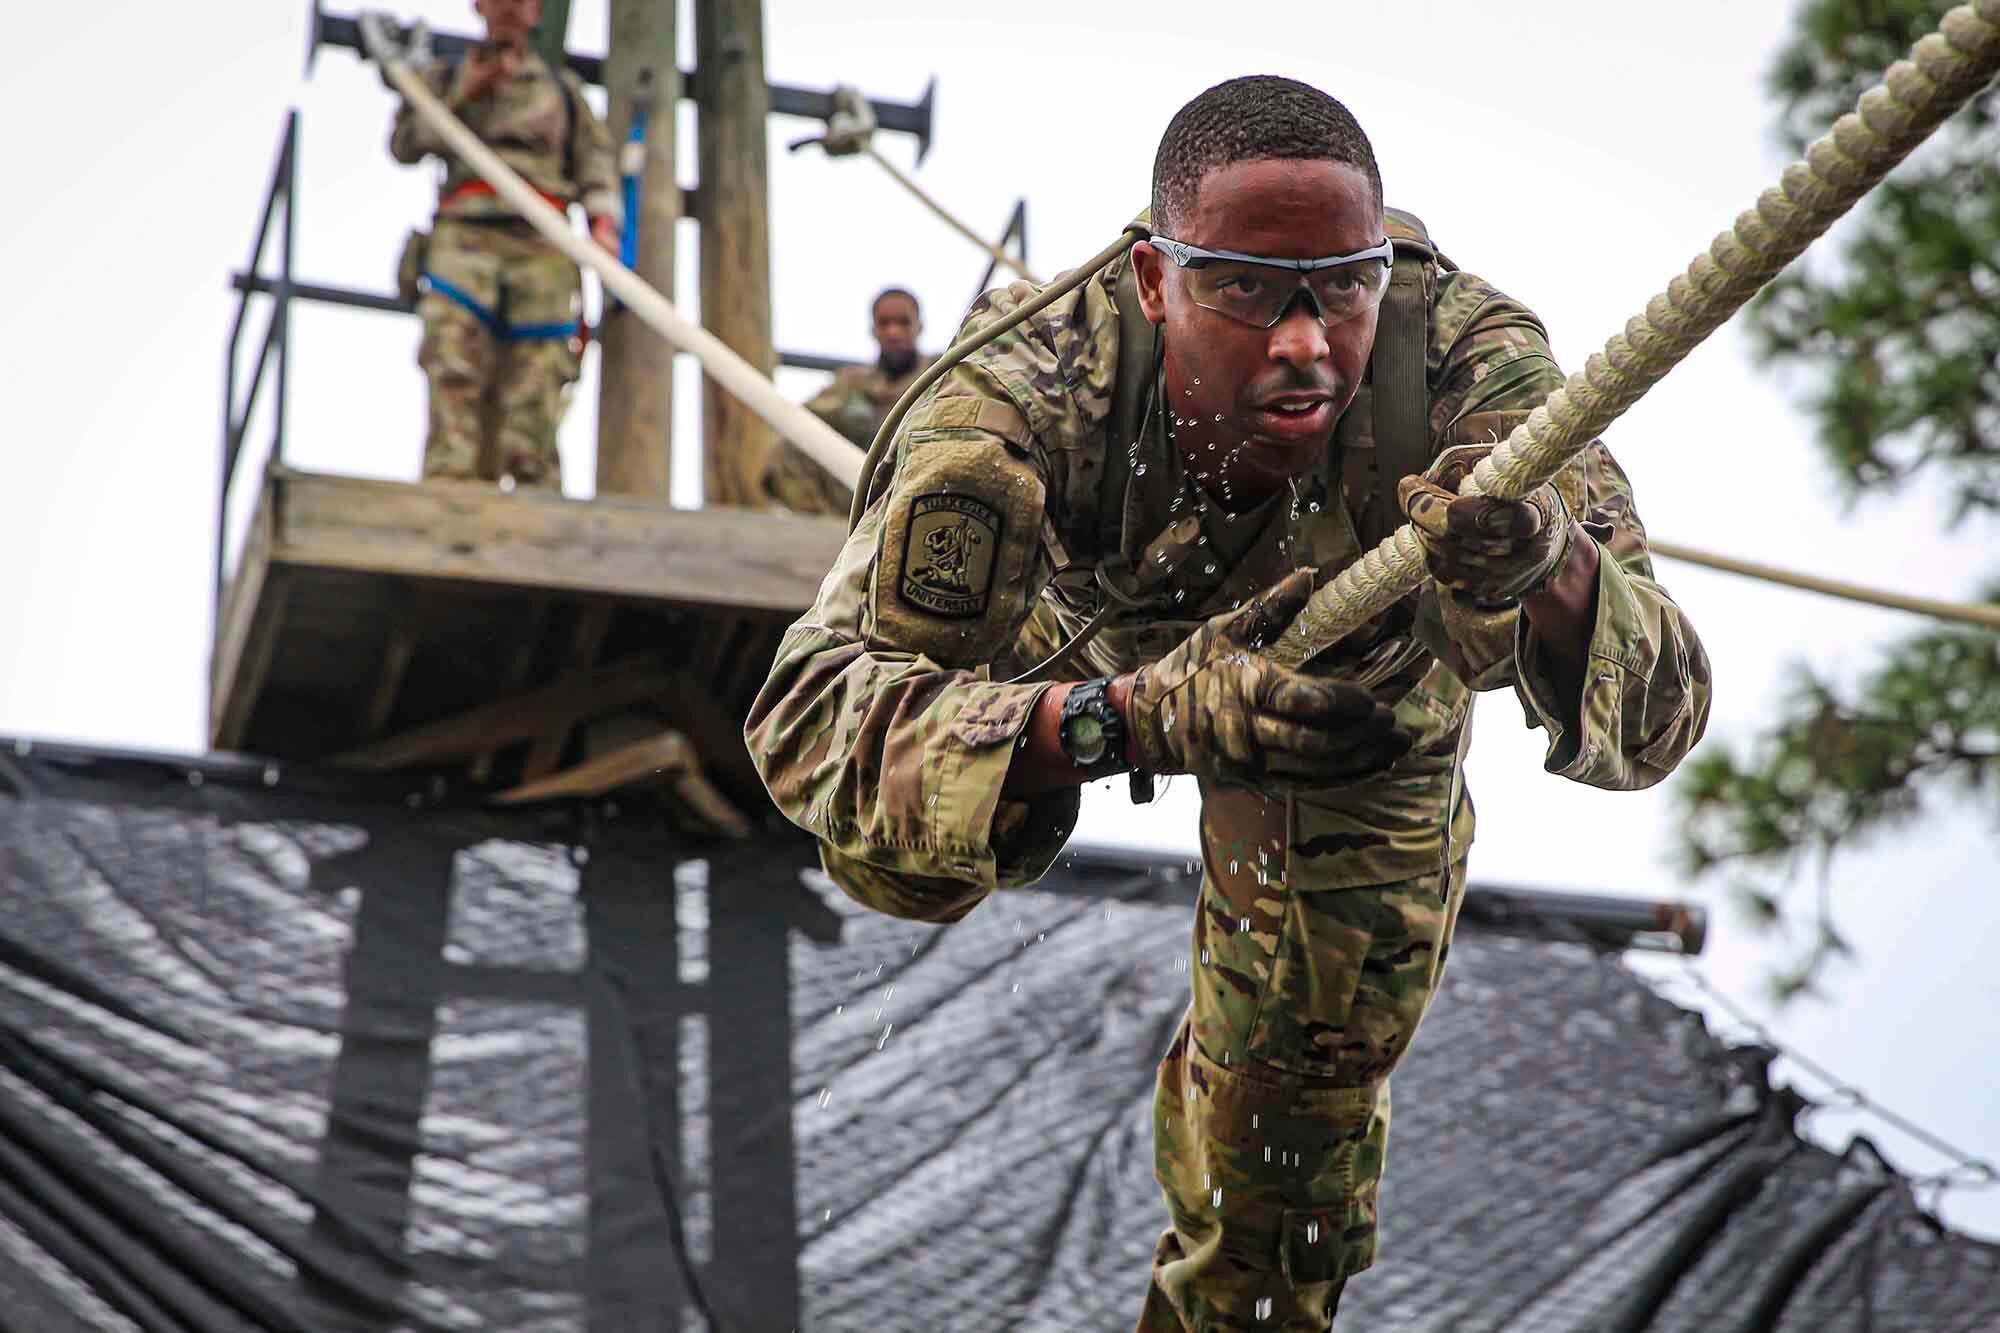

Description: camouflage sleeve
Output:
[389,63,456,164]
[745,384,1077,924]
[564,72,622,226]
[804,370,881,449]
[1428,274,1712,790]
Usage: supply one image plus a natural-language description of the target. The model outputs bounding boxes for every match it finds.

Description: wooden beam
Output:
[492,728,752,837]
[518,601,614,782]
[695,0,776,507]
[211,473,299,751]
[211,570,292,753]
[266,468,845,614]
[334,655,673,772]
[596,0,680,499]
[357,584,421,738]
[467,599,549,784]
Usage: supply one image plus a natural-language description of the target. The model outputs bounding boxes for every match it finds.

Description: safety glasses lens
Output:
[1185,259,1389,327]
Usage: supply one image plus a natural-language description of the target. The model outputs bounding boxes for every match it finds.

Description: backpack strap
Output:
[1358,206,1439,548]
[1098,252,1160,572]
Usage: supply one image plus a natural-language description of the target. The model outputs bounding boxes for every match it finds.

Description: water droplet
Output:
[1173,589,1185,603]
[818,1087,832,1109]
[877,1023,894,1050]
[1192,377,1202,385]
[261,764,280,787]
[1256,1297,1273,1320]
[1199,949,1210,965]
[1213,414,1224,423]
[1229,860,1239,874]
[1238,915,1250,933]
[1264,1145,1272,1163]
[1203,562,1217,574]
[1211,1187,1224,1207]
[1134,463,1147,476]
[570,845,591,866]
[1207,442,1217,451]
[187,770,204,788]
[1309,501,1322,513]
[1252,1114,1260,1129]
[1011,982,1020,993]
[1203,1172,1212,1188]
[824,1208,832,1222]
[1306,1221,1320,1243]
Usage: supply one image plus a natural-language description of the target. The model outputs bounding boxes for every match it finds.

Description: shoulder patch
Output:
[898,493,1003,618]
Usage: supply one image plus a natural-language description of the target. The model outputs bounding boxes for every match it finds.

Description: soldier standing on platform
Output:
[763,287,937,514]
[388,0,621,489]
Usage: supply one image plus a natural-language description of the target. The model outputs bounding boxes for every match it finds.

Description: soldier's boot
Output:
[493,335,577,490]
[416,291,494,481]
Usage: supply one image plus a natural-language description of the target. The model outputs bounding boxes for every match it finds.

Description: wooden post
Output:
[595,0,680,500]
[528,0,574,69]
[695,0,776,508]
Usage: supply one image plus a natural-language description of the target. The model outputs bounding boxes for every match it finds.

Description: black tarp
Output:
[0,740,1994,1332]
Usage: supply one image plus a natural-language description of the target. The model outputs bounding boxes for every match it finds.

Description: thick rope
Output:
[358,15,865,491]
[863,147,1040,283]
[1273,0,2000,667]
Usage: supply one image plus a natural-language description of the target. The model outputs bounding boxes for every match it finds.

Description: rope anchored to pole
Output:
[789,84,1039,283]
[358,12,866,493]
[1272,0,2000,668]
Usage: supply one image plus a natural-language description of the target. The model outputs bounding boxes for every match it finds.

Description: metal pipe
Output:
[308,4,937,161]
[226,272,866,374]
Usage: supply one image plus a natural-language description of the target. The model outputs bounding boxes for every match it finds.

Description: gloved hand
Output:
[1398,444,1576,604]
[1127,569,1411,790]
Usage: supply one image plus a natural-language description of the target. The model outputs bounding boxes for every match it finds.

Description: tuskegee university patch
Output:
[898,492,1002,618]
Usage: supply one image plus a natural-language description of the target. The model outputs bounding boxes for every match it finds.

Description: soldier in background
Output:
[389,0,620,490]
[762,287,937,515]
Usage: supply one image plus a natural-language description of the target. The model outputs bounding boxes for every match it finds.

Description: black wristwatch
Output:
[1058,676,1130,777]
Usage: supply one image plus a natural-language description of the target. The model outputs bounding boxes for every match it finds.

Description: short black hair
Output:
[872,287,920,318]
[1151,76,1383,233]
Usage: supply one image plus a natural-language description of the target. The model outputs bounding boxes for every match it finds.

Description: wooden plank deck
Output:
[209,466,847,811]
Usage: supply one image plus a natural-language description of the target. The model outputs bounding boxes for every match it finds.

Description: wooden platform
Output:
[210,466,847,815]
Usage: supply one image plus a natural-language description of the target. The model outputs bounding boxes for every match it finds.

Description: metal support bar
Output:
[971,196,1029,305]
[308,4,937,161]
[226,271,864,374]
[219,112,300,619]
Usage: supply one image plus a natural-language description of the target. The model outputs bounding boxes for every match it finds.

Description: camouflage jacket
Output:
[747,236,1711,923]
[390,50,621,226]
[764,356,941,516]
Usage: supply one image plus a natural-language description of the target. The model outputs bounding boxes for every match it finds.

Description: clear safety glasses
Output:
[1148,234,1394,328]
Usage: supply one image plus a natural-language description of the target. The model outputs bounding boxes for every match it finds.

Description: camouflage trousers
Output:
[1137,834,1468,1332]
[416,218,583,488]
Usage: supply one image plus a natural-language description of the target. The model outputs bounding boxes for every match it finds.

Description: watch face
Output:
[1068,713,1107,766]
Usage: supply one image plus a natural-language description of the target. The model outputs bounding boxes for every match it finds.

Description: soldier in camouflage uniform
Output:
[389,0,620,489]
[748,77,1710,1331]
[763,287,938,515]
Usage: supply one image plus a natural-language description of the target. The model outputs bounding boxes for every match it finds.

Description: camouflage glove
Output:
[1127,569,1411,790]
[1398,444,1575,604]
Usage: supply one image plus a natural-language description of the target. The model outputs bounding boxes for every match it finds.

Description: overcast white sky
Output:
[3,0,1996,1236]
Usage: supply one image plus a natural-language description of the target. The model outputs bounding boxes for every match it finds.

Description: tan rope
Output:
[863,147,1040,284]
[1648,539,2000,632]
[1273,0,2000,667]
[358,15,865,492]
